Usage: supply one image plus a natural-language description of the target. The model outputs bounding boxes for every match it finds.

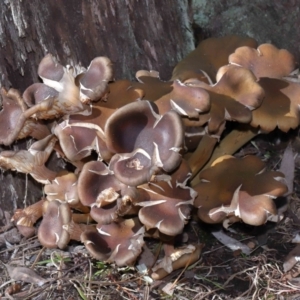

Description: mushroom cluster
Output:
[1,35,297,279]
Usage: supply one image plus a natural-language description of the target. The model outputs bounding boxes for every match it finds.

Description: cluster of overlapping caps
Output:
[0,35,297,279]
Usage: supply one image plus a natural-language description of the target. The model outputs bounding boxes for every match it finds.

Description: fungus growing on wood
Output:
[2,35,296,282]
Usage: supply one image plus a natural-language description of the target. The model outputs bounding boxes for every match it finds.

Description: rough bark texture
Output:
[0,0,194,91]
[0,0,299,212]
[191,0,300,63]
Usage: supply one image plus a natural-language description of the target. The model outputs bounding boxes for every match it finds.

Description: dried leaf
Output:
[5,264,46,286]
[211,229,252,255]
[279,143,295,196]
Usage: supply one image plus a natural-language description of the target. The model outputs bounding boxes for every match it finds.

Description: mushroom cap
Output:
[172,35,258,83]
[185,65,265,134]
[78,160,144,224]
[155,80,210,118]
[77,160,124,224]
[12,198,46,238]
[44,171,79,205]
[194,155,287,224]
[0,135,57,184]
[209,186,277,226]
[251,78,300,132]
[54,117,111,162]
[229,43,296,79]
[23,83,59,108]
[0,88,49,145]
[105,100,184,186]
[38,54,65,85]
[132,70,172,101]
[137,160,197,236]
[37,200,72,249]
[78,56,113,103]
[78,160,123,208]
[81,218,145,266]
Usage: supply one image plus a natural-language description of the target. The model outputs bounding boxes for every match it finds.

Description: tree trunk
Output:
[0,0,195,213]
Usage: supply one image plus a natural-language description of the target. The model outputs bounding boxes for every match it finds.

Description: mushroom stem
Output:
[151,244,203,280]
[72,213,94,224]
[191,125,259,187]
[63,220,96,242]
[188,135,218,180]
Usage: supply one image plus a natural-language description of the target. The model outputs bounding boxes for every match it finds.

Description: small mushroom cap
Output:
[78,56,113,102]
[172,35,258,82]
[81,218,145,266]
[44,171,79,205]
[12,198,46,238]
[23,83,59,108]
[194,155,287,224]
[229,43,296,79]
[37,200,72,249]
[155,80,210,118]
[38,54,65,85]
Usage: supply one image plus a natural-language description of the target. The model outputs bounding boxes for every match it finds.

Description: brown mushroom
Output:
[78,160,128,224]
[137,159,197,236]
[81,217,145,266]
[78,56,113,103]
[193,155,287,225]
[132,70,172,101]
[229,43,296,79]
[105,100,184,186]
[0,135,57,184]
[172,35,258,83]
[23,54,88,119]
[199,75,300,174]
[38,200,94,249]
[12,198,46,238]
[0,88,50,145]
[155,79,210,117]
